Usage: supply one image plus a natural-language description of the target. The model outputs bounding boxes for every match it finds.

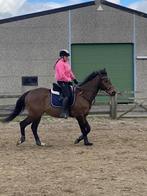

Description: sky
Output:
[0,0,147,19]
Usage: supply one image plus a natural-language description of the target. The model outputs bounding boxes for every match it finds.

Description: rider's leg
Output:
[60,96,69,119]
[58,82,71,119]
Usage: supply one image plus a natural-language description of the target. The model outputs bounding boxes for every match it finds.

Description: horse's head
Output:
[98,69,116,96]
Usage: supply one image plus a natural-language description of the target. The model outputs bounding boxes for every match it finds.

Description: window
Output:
[22,76,38,86]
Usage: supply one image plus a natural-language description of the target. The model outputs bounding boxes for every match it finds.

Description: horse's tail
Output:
[2,91,30,123]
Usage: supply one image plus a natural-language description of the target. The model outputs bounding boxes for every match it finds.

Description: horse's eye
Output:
[104,79,108,83]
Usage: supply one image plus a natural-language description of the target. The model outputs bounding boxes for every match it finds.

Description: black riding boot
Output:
[60,97,69,119]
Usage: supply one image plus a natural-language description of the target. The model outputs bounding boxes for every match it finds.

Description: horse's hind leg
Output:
[75,116,92,146]
[17,117,32,145]
[31,117,45,146]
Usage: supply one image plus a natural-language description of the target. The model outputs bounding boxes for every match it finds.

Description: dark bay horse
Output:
[2,69,116,146]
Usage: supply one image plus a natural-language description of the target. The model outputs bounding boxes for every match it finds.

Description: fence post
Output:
[110,94,117,119]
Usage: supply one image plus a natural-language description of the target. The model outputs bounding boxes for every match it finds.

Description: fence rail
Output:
[2,92,147,119]
[0,95,20,98]
[0,91,147,119]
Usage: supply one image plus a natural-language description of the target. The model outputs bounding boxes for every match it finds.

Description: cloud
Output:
[14,1,61,16]
[18,0,90,16]
[0,0,26,18]
[107,0,120,3]
[128,0,147,13]
[0,0,63,19]
[0,0,25,13]
[0,0,90,19]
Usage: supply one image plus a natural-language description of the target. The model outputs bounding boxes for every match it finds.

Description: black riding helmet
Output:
[59,49,70,57]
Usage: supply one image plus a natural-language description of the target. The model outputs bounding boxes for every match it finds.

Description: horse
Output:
[2,69,116,146]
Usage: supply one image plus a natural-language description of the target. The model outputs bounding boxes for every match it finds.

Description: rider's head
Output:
[59,49,70,58]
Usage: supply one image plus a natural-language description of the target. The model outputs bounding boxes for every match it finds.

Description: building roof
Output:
[102,0,147,18]
[0,0,147,24]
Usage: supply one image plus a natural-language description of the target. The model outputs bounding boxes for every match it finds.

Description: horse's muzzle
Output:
[111,91,116,96]
[107,89,116,96]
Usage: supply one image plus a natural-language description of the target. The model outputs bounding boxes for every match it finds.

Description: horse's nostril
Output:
[111,91,116,96]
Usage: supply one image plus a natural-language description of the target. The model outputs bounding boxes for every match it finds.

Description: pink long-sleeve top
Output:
[55,58,75,82]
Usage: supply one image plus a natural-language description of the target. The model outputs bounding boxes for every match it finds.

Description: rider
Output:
[54,49,78,119]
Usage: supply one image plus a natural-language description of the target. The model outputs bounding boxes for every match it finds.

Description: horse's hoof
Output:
[40,142,46,146]
[74,139,80,144]
[16,140,22,146]
[16,138,25,146]
[16,140,21,146]
[36,142,46,146]
[84,142,93,146]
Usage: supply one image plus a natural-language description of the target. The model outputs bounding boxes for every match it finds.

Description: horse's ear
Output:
[100,68,106,74]
[103,68,107,74]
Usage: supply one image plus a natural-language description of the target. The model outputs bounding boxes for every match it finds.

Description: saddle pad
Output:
[51,89,75,108]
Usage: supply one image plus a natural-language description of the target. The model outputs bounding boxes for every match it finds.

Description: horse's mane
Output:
[79,69,107,86]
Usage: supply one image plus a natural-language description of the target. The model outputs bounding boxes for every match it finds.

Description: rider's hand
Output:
[73,79,78,85]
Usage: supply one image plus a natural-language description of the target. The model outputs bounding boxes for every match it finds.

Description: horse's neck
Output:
[80,77,100,103]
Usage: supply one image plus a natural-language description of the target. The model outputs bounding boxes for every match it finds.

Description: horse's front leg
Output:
[75,116,93,146]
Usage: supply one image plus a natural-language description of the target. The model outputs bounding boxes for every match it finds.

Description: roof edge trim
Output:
[102,0,147,18]
[0,1,94,24]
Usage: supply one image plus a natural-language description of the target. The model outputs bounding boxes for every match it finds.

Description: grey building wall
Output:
[135,15,147,99]
[0,11,69,96]
[0,0,147,102]
[71,3,134,43]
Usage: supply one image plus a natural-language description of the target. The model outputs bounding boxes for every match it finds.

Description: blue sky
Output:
[28,0,139,5]
[0,0,146,19]
[27,0,146,7]
[121,0,137,6]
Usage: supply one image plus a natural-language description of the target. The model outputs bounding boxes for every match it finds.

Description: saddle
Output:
[52,83,62,94]
[51,83,75,107]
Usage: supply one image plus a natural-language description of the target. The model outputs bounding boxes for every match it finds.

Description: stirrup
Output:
[60,112,69,119]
